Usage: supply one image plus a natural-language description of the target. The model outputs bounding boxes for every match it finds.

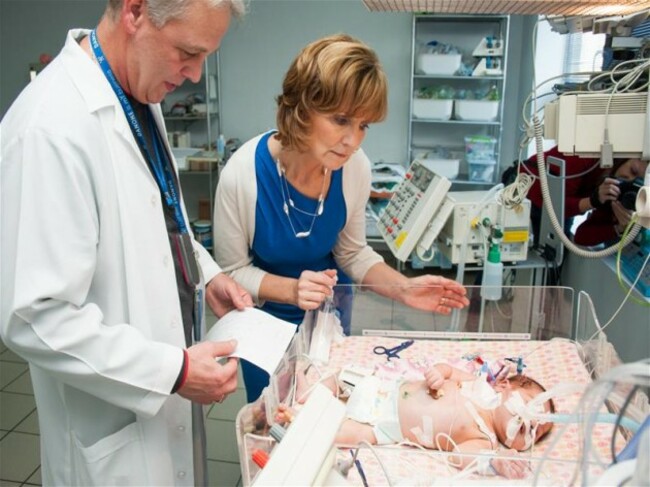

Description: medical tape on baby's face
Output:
[503,391,543,449]
[503,382,583,448]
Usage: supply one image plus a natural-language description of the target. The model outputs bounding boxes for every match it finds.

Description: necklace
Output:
[276,159,328,238]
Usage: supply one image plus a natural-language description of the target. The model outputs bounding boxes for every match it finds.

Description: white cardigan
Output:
[213,132,384,302]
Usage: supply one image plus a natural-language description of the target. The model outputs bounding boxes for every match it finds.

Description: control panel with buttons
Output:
[376,160,451,262]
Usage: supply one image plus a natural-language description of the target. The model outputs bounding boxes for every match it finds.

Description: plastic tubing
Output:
[544,413,640,433]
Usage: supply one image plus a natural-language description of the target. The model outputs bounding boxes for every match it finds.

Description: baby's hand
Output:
[490,450,530,479]
[425,365,445,391]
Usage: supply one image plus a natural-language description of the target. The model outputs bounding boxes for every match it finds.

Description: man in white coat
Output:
[0,0,250,485]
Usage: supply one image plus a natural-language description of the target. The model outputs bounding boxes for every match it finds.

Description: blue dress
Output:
[242,131,352,401]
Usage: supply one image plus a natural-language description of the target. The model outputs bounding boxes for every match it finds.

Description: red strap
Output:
[178,349,190,390]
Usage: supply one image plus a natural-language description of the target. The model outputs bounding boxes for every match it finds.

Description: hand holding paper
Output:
[204,307,297,376]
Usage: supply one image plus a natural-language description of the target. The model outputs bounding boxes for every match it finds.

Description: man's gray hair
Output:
[107,0,246,26]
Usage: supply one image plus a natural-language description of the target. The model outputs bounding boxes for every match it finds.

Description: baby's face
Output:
[494,386,552,451]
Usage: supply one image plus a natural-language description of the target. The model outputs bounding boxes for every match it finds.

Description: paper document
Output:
[205,308,297,375]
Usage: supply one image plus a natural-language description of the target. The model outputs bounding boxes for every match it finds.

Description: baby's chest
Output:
[399,385,485,441]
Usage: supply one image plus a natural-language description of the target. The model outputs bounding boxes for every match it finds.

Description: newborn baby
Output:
[277,361,554,479]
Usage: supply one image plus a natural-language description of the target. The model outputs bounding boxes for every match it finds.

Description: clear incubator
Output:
[234,284,649,486]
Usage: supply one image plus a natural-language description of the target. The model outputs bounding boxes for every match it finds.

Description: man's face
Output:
[127,0,231,104]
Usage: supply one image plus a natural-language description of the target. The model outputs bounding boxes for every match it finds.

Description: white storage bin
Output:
[419,158,460,180]
[415,53,461,75]
[467,158,497,183]
[412,99,453,120]
[454,100,499,121]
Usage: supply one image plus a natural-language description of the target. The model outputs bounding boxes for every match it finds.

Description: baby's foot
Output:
[274,403,296,424]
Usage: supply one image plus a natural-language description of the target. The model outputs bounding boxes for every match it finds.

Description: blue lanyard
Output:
[89,30,188,234]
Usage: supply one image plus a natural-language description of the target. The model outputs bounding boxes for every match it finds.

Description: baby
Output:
[277,361,554,479]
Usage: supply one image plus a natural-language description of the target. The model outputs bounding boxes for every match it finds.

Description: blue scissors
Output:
[373,339,414,361]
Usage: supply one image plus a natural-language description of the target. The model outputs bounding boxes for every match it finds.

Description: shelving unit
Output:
[164,53,222,226]
[408,14,510,187]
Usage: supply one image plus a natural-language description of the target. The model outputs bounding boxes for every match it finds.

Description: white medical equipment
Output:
[543,91,649,162]
[377,160,532,265]
[472,36,505,77]
[436,191,531,264]
[376,159,453,262]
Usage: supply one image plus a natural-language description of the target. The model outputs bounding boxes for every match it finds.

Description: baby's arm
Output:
[453,440,530,479]
[425,363,477,390]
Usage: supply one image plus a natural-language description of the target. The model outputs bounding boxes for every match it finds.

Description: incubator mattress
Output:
[324,336,619,485]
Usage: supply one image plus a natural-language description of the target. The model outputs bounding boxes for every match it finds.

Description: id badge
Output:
[173,232,201,287]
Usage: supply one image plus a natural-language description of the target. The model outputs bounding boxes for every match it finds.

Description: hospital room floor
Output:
[0,260,458,486]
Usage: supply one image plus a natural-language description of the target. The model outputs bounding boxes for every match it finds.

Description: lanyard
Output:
[89,30,188,234]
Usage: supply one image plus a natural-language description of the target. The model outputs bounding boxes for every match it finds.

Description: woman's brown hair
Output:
[275,33,388,151]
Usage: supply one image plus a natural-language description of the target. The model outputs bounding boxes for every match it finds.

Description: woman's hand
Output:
[398,275,470,314]
[294,269,338,310]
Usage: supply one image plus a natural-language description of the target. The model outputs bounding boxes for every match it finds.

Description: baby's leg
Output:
[295,362,340,403]
[336,419,377,446]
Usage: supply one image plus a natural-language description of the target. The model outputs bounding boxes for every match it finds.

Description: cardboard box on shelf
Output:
[187,153,219,172]
[198,198,211,220]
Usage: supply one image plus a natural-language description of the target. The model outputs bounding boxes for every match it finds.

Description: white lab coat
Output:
[0,29,220,486]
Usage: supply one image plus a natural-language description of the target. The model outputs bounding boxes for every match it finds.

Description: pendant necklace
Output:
[276,159,328,238]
